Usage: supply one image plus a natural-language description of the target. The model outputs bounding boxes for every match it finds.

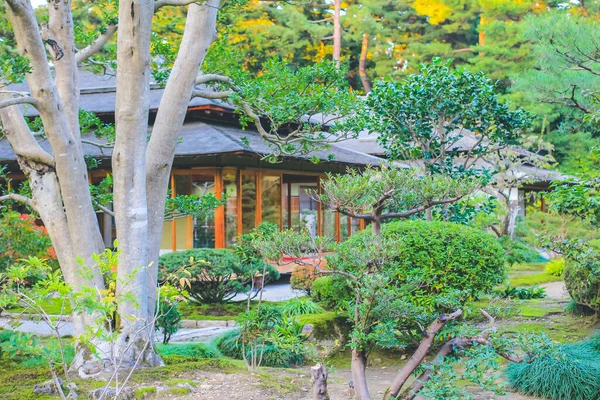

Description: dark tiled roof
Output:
[3,70,380,167]
[0,121,382,167]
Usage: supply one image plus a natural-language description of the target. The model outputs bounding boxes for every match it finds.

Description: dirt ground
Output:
[152,366,535,400]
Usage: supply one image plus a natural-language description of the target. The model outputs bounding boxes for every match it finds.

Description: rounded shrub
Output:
[311,275,353,310]
[507,341,600,400]
[498,235,540,266]
[158,248,279,304]
[156,342,220,365]
[563,259,600,314]
[545,258,566,277]
[338,220,505,303]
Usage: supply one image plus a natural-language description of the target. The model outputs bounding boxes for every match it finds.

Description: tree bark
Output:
[358,33,371,93]
[351,349,370,400]
[385,310,463,399]
[311,363,330,400]
[112,0,157,367]
[145,0,220,328]
[333,0,341,67]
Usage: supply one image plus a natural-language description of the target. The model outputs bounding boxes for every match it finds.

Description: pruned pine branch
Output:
[0,193,37,212]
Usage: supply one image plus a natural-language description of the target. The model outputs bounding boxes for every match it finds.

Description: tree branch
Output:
[154,0,207,11]
[380,196,465,220]
[94,201,114,217]
[0,193,37,212]
[191,89,232,99]
[0,95,38,110]
[75,24,118,64]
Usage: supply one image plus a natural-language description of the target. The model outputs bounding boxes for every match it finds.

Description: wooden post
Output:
[311,363,330,400]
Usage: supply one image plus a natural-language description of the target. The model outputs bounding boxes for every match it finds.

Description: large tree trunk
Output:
[145,0,220,327]
[112,0,157,367]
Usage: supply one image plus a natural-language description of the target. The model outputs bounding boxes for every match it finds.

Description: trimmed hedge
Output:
[311,275,353,310]
[156,342,221,365]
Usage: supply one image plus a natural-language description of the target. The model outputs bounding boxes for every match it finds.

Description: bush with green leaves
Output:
[0,212,57,276]
[332,220,505,310]
[497,236,540,266]
[155,285,183,345]
[563,258,600,314]
[290,265,317,295]
[310,275,353,310]
[507,339,600,400]
[545,258,566,277]
[280,297,324,317]
[156,342,220,365]
[495,284,546,300]
[158,248,279,304]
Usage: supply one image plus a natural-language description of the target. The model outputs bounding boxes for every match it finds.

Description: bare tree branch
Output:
[94,201,114,217]
[191,89,232,99]
[0,193,37,211]
[154,0,206,11]
[75,24,118,64]
[0,95,38,110]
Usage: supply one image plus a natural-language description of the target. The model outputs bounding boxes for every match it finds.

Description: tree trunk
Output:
[145,0,220,327]
[112,0,157,367]
[333,0,341,66]
[351,349,370,400]
[386,310,463,399]
[311,363,330,400]
[358,33,371,93]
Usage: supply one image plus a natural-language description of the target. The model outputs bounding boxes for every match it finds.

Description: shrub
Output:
[296,312,351,342]
[498,236,540,266]
[495,284,546,300]
[158,248,279,304]
[281,297,324,317]
[332,221,505,308]
[215,328,306,368]
[156,342,220,365]
[545,258,566,277]
[563,259,600,314]
[0,212,57,276]
[290,265,318,295]
[507,341,600,400]
[155,297,182,344]
[311,275,353,310]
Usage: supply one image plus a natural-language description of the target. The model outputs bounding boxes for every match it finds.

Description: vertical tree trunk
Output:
[359,33,371,93]
[145,0,220,327]
[333,0,341,66]
[112,0,157,366]
[351,349,370,400]
[311,363,330,400]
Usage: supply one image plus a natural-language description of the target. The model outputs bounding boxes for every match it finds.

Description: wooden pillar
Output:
[214,169,225,248]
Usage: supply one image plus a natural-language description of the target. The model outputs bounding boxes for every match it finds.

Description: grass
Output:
[508,272,563,287]
[498,314,597,342]
[179,300,286,320]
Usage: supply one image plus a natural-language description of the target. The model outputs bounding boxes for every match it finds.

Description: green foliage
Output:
[374,220,506,303]
[564,258,600,314]
[290,265,317,295]
[310,275,353,310]
[497,236,540,266]
[215,325,307,368]
[280,297,324,317]
[358,58,529,170]
[156,342,220,364]
[158,248,278,304]
[507,340,600,400]
[155,295,182,345]
[495,284,546,300]
[546,258,566,277]
[548,178,600,225]
[0,212,57,276]
[296,312,351,342]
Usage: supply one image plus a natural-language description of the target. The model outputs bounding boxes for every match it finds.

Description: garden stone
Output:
[91,386,134,399]
[33,378,63,395]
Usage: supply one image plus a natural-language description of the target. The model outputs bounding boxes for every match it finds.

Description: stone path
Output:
[540,281,568,299]
[0,315,236,343]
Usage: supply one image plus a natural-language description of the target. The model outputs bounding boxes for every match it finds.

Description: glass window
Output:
[283,175,318,237]
[223,170,238,246]
[351,218,361,235]
[340,215,349,241]
[173,174,191,250]
[191,174,215,248]
[241,173,257,234]
[321,207,337,240]
[261,174,281,227]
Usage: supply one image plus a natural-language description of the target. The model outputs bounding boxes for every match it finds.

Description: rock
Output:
[34,378,63,395]
[91,386,134,399]
[200,384,212,390]
[301,324,314,337]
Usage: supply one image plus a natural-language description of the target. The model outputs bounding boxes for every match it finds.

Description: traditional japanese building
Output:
[0,71,381,253]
